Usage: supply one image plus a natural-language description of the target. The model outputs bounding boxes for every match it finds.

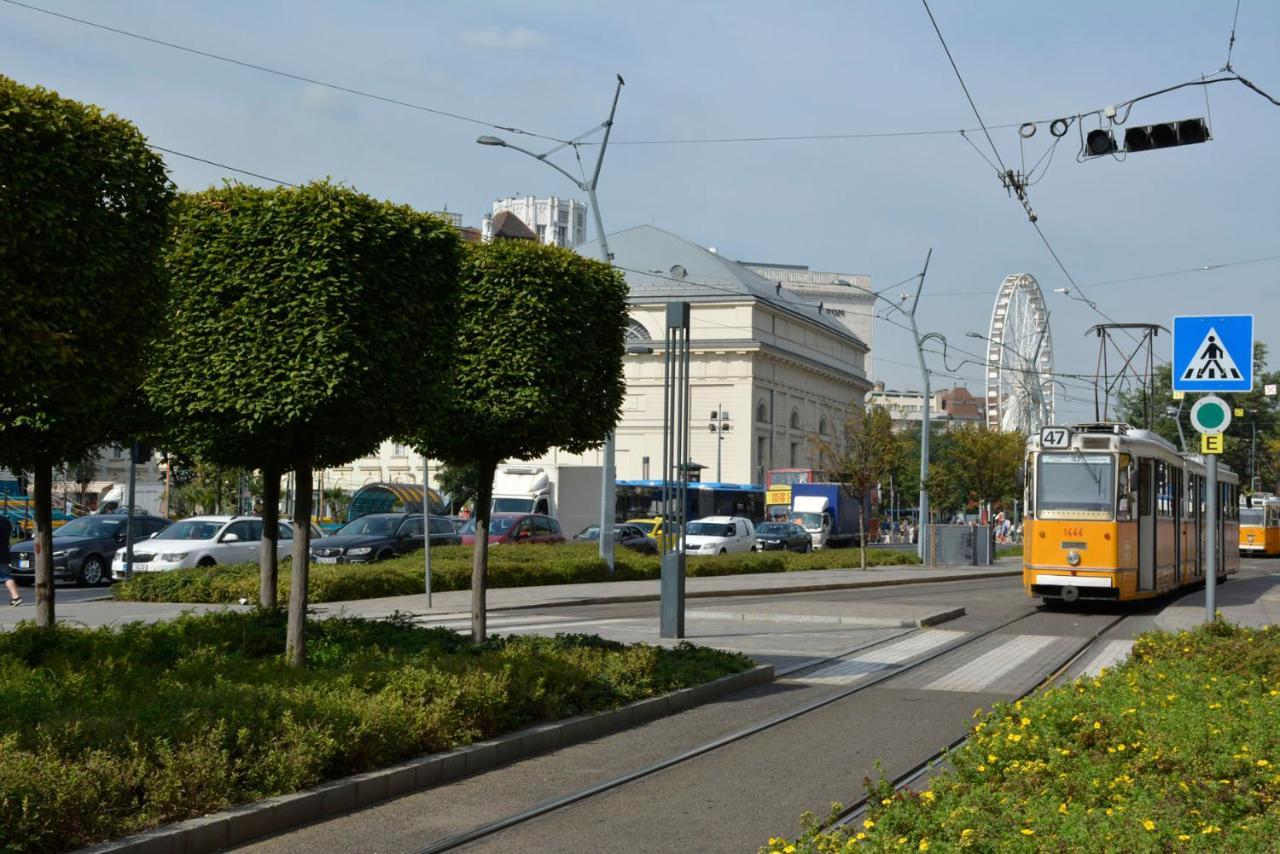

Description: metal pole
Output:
[910,250,933,560]
[124,441,138,579]
[423,454,432,609]
[661,302,689,639]
[715,404,723,483]
[588,185,617,573]
[1251,418,1257,493]
[1205,452,1218,622]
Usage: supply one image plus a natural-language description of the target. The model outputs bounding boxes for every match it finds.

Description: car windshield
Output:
[158,520,223,540]
[459,517,519,535]
[792,513,823,530]
[1037,453,1115,517]
[1241,508,1265,526]
[54,516,125,538]
[337,516,400,537]
[628,520,657,534]
[492,498,534,513]
[576,526,601,540]
[687,522,734,537]
[756,523,789,536]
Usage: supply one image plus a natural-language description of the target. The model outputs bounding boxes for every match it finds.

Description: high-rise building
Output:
[482,196,587,248]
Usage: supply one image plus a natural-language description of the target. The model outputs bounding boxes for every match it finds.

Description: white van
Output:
[683,516,756,555]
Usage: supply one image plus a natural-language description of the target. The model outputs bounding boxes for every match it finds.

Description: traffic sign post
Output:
[1172,315,1253,393]
[1188,394,1230,624]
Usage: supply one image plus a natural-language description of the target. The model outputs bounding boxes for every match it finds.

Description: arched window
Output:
[756,402,769,423]
[819,416,830,436]
[625,319,652,343]
[790,409,801,430]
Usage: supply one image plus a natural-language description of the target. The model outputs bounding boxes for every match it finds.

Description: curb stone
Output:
[82,663,774,854]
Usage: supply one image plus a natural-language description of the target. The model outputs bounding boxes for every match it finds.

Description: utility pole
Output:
[708,406,731,483]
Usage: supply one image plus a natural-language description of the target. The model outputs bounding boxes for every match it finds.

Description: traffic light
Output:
[1123,117,1210,153]
[1083,129,1117,158]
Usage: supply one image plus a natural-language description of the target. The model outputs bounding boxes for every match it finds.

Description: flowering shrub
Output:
[0,610,750,852]
[113,542,921,604]
[764,621,1280,852]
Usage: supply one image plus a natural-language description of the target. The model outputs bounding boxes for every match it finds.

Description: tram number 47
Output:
[1040,427,1071,449]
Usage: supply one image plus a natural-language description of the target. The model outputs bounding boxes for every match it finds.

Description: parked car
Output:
[683,516,756,555]
[9,513,170,586]
[625,517,667,540]
[753,521,812,553]
[110,515,283,574]
[573,523,659,554]
[458,513,564,545]
[310,513,459,564]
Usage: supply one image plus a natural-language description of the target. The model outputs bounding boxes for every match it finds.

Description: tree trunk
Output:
[259,465,281,608]
[859,496,868,571]
[286,442,313,667]
[470,459,497,642]
[33,461,55,627]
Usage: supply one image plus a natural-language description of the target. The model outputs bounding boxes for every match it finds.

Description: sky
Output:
[5,0,1279,424]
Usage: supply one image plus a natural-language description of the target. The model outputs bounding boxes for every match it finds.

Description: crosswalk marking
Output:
[1079,639,1134,677]
[924,634,1057,692]
[794,630,968,686]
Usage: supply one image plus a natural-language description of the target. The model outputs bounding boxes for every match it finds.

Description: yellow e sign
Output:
[1201,433,1224,454]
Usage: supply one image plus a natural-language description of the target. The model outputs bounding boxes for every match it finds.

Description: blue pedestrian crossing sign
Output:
[1172,314,1253,392]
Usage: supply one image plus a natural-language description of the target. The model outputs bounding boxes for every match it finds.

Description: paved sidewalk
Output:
[0,560,1021,629]
[1155,568,1280,631]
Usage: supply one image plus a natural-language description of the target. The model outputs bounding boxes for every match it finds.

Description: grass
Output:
[112,542,922,604]
[763,620,1280,852]
[0,609,750,852]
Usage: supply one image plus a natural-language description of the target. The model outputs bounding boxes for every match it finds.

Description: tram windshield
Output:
[1241,507,1265,526]
[1037,453,1114,517]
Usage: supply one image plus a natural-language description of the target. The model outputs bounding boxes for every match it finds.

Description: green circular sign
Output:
[1190,396,1232,434]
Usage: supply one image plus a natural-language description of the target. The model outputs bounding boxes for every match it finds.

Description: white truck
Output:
[490,464,604,537]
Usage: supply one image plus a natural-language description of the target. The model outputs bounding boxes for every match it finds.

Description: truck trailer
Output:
[490,464,603,537]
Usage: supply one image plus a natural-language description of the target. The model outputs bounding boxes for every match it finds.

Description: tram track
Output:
[417,606,1050,853]
[817,609,1136,835]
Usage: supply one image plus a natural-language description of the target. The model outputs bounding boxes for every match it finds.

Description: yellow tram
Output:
[1239,495,1280,556]
[1023,423,1240,604]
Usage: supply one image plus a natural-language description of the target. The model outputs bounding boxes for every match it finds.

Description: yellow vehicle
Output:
[1023,423,1240,604]
[1239,495,1280,556]
[625,517,667,540]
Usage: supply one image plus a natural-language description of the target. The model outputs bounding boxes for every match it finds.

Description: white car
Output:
[683,516,756,556]
[111,515,313,573]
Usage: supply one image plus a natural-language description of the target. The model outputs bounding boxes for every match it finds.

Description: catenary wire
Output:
[147,145,297,186]
[0,0,568,143]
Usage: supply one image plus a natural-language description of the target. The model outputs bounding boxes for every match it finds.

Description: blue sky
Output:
[5,0,1278,422]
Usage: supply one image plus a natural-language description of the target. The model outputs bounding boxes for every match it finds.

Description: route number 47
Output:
[1040,427,1071,449]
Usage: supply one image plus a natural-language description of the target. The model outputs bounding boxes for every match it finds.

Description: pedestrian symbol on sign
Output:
[1181,327,1243,382]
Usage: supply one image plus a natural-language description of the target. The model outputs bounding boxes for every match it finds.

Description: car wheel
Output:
[803,542,812,553]
[376,549,392,562]
[197,557,217,568]
[76,555,106,587]
[719,548,727,555]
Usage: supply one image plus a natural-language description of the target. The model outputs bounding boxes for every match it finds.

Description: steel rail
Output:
[417,606,1046,853]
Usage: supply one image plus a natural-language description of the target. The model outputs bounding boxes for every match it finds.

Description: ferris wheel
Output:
[983,273,1054,433]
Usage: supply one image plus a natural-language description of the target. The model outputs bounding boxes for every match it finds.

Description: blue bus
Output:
[615,480,765,526]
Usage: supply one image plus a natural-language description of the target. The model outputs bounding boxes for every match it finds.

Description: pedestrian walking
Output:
[0,514,20,606]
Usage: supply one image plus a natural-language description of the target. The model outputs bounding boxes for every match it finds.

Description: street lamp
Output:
[477,75,625,571]
[708,406,731,482]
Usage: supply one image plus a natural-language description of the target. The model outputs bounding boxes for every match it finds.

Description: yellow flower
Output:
[1021,828,1035,836]
[1006,733,1022,743]
[864,819,875,829]
[1059,802,1069,815]
[961,829,973,839]
[882,798,893,805]
[977,765,987,773]
[1094,721,1102,729]
[856,832,867,841]
[921,790,935,802]
[1143,819,1155,831]
[1258,759,1271,767]
[1177,835,1191,841]
[1117,744,1126,752]
[897,837,908,845]
[988,754,998,763]
[784,846,796,854]
[1020,716,1031,727]
[918,842,930,852]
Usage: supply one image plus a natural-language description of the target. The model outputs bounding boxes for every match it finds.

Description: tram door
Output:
[1138,459,1155,591]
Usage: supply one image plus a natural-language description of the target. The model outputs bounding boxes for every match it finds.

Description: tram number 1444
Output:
[1040,427,1071,449]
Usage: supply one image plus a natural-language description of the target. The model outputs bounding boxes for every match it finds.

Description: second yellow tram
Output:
[1023,423,1239,604]
[1239,495,1280,556]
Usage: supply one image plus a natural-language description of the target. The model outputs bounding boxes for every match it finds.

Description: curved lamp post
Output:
[476,75,625,570]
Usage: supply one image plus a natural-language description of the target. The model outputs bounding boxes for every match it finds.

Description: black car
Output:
[753,521,812,553]
[8,513,170,586]
[573,523,659,555]
[309,513,461,564]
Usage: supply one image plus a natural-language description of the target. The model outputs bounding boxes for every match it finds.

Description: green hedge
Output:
[113,542,921,604]
[0,610,749,852]
[765,621,1280,852]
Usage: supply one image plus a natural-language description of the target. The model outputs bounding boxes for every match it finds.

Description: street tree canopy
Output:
[812,404,898,569]
[0,76,173,627]
[149,181,460,661]
[925,424,1026,517]
[406,239,629,641]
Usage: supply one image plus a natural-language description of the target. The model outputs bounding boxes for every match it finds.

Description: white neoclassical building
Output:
[319,224,872,496]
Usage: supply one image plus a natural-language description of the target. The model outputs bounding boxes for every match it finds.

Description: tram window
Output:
[1242,507,1264,526]
[1155,461,1172,517]
[1038,453,1115,516]
[1116,457,1132,520]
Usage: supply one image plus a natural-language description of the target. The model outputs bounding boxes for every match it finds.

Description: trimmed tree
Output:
[407,239,629,641]
[812,404,898,570]
[925,424,1026,519]
[0,76,173,625]
[148,182,459,662]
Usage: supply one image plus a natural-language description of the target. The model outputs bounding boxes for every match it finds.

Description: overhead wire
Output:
[147,145,297,186]
[0,0,568,143]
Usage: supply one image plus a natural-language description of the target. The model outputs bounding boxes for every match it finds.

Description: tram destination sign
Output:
[1172,314,1253,393]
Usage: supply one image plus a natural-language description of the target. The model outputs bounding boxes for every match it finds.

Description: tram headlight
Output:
[1066,550,1081,567]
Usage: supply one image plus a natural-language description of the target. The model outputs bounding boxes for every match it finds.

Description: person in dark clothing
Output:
[0,515,19,605]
